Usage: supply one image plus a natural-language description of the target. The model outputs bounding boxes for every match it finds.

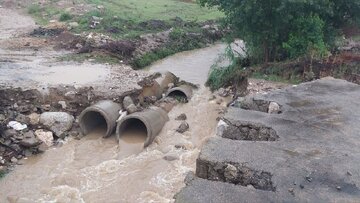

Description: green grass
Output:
[28,4,41,14]
[27,4,63,25]
[85,0,223,22]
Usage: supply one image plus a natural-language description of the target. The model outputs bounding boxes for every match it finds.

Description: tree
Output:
[198,0,360,63]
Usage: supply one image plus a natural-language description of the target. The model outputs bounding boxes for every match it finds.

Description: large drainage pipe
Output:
[155,71,178,93]
[116,107,169,148]
[79,100,121,137]
[166,85,193,101]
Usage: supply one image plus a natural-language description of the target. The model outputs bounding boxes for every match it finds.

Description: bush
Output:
[59,12,72,21]
[199,0,360,63]
[283,14,328,59]
[206,45,245,90]
[169,28,186,40]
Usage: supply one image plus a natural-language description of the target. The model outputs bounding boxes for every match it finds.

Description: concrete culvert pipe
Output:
[79,100,121,137]
[116,107,169,148]
[155,71,178,93]
[166,85,193,102]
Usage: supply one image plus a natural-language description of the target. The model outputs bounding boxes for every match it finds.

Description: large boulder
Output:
[39,112,74,138]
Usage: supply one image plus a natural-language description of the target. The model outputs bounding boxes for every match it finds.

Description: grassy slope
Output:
[86,0,223,22]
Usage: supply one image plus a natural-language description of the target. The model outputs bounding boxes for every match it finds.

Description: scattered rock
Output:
[58,101,67,109]
[0,114,5,121]
[163,152,180,161]
[175,113,187,121]
[19,131,41,147]
[37,143,49,152]
[216,120,229,137]
[24,149,33,157]
[7,121,27,131]
[126,104,138,114]
[64,91,76,99]
[10,157,18,163]
[15,114,30,124]
[41,104,51,111]
[3,129,17,139]
[174,139,193,150]
[27,113,40,125]
[168,83,175,89]
[224,164,238,181]
[39,112,74,138]
[176,121,189,133]
[216,98,223,105]
[336,186,342,191]
[288,188,295,195]
[217,88,229,97]
[123,96,134,109]
[268,102,281,114]
[34,129,54,147]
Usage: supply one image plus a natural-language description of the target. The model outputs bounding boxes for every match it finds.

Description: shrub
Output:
[59,12,72,21]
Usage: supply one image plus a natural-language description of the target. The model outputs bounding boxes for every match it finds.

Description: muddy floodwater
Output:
[0,44,228,202]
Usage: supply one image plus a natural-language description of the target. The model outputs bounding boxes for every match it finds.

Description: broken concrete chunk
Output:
[34,129,54,147]
[268,102,281,114]
[27,113,40,125]
[39,112,74,138]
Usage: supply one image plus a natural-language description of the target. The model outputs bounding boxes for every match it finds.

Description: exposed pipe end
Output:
[116,107,169,148]
[166,85,193,102]
[79,100,121,137]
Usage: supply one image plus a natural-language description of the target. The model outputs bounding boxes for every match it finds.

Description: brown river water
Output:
[0,43,233,202]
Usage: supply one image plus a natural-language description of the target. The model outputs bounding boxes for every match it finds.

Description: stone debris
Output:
[175,113,187,121]
[176,121,189,133]
[19,131,41,147]
[39,112,74,138]
[27,113,40,125]
[268,102,281,114]
[34,130,54,147]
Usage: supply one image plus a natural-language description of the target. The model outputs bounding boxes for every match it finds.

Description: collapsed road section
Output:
[175,78,360,202]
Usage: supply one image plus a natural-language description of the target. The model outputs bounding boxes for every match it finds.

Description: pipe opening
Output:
[118,118,147,144]
[168,90,188,103]
[80,111,108,135]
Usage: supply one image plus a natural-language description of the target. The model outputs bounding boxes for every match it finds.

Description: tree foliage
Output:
[198,0,360,62]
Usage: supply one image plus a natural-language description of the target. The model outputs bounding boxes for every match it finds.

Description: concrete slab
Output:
[175,78,360,202]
